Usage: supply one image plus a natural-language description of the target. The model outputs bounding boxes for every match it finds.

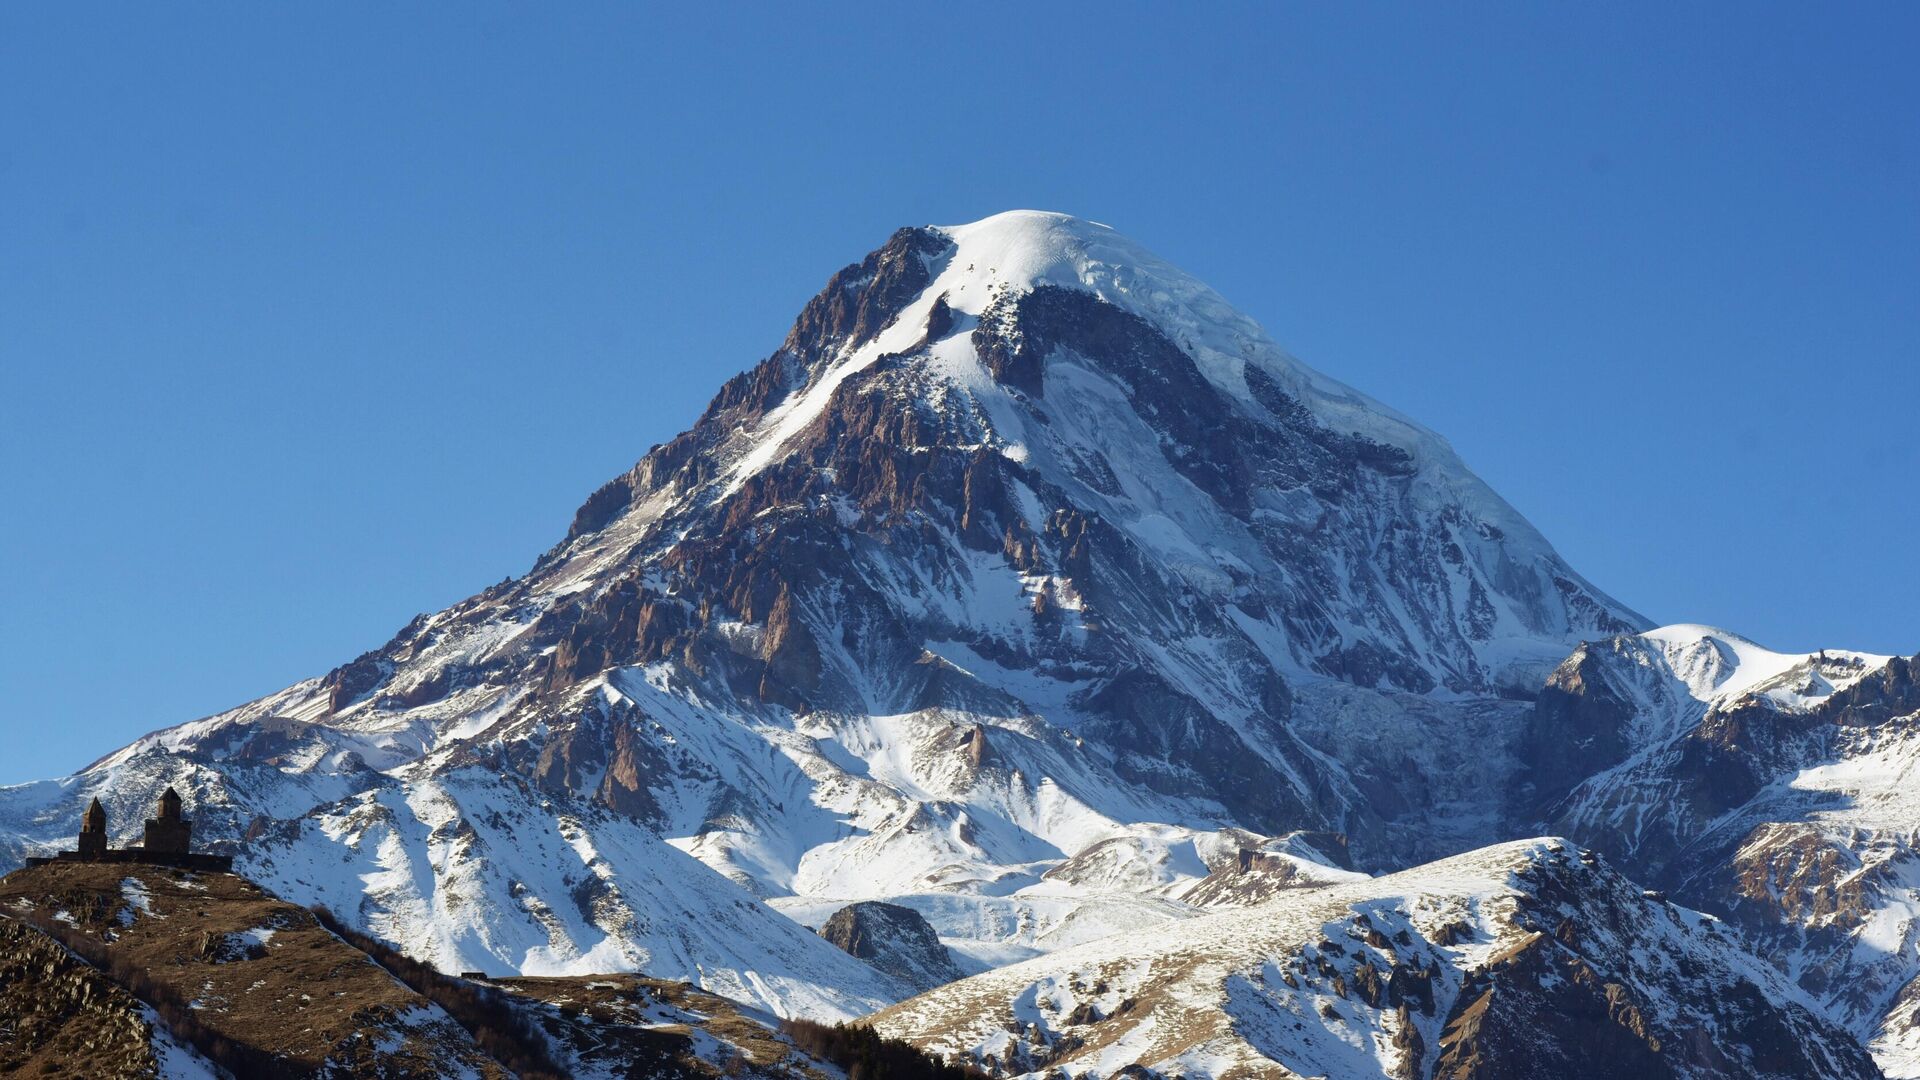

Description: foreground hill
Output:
[869,838,1882,1080]
[0,912,218,1078]
[0,860,878,1078]
[1,861,511,1076]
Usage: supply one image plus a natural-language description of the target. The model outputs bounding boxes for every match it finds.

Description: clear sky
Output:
[2,5,1915,784]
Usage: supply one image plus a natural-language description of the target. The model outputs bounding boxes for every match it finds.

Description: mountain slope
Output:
[0,861,518,1077]
[867,838,1880,1080]
[1520,625,1920,1074]
[0,211,1644,1016]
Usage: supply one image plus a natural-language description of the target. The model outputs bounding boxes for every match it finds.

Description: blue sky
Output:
[1,5,1915,784]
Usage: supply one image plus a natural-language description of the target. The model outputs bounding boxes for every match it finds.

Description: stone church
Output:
[27,787,234,872]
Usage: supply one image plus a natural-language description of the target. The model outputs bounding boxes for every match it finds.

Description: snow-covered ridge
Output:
[936,211,1400,423]
[1637,622,1890,710]
[870,837,1880,1080]
[1531,623,1920,1073]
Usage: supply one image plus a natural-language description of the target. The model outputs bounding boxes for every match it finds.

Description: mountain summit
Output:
[2,212,1645,1017]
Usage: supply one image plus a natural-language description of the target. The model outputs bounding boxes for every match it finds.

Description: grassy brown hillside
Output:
[0,861,507,1077]
[0,860,974,1079]
[0,913,214,1078]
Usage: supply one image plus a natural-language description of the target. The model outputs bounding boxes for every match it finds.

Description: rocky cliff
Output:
[819,900,966,993]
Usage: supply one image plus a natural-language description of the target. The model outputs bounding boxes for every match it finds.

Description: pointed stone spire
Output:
[144,787,192,855]
[78,796,108,856]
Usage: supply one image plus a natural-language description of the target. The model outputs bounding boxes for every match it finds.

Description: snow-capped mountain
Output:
[0,210,1644,1022]
[14,210,1915,1075]
[1520,624,1920,1073]
[869,838,1880,1080]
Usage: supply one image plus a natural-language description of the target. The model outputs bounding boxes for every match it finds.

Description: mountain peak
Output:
[927,209,1282,399]
[927,210,1409,423]
[930,210,1134,302]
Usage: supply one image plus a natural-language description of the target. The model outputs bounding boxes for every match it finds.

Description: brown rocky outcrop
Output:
[0,915,174,1078]
[817,900,964,993]
[0,861,511,1078]
[1518,642,1638,818]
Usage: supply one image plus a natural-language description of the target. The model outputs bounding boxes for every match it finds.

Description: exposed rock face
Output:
[1517,640,1641,820]
[818,901,965,993]
[1426,923,1843,1080]
[0,914,212,1078]
[868,840,1881,1080]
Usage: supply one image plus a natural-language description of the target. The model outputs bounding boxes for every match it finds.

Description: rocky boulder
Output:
[818,901,965,993]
